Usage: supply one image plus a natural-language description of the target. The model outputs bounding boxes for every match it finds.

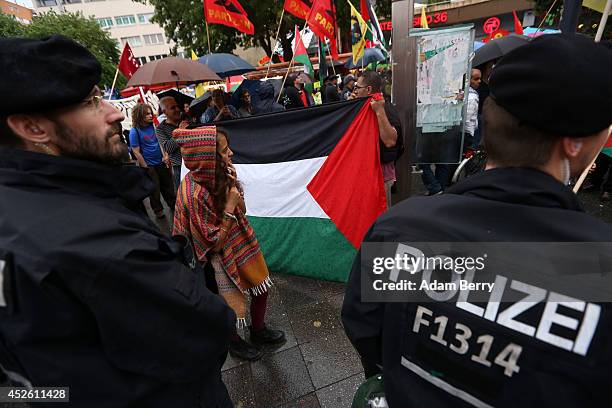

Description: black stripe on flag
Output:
[213,98,370,164]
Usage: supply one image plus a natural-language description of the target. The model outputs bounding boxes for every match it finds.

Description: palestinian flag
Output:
[602,130,612,159]
[211,98,386,281]
[294,26,314,78]
[360,0,388,53]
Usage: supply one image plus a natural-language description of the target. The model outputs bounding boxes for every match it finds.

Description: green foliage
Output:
[0,12,25,37]
[140,0,390,61]
[0,10,124,88]
[533,0,611,40]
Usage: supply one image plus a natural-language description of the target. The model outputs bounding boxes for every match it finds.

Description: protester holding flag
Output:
[156,96,189,190]
[202,89,238,124]
[351,71,402,207]
[173,126,285,361]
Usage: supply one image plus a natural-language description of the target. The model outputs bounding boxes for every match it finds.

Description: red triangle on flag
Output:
[307,99,387,249]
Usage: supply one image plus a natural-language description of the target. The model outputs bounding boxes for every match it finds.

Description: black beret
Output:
[489,34,612,137]
[0,35,101,115]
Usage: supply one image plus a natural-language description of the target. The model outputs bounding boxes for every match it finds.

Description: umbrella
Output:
[189,92,212,119]
[198,53,256,78]
[156,89,194,108]
[473,34,530,67]
[127,57,222,87]
[230,79,283,110]
[345,48,386,69]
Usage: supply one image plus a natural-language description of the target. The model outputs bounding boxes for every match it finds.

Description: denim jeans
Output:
[419,164,450,194]
[173,164,182,191]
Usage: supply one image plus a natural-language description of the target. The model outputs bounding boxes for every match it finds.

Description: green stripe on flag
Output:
[602,147,612,159]
[248,216,356,282]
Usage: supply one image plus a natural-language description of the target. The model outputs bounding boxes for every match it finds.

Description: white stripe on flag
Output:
[236,157,329,218]
[181,157,330,218]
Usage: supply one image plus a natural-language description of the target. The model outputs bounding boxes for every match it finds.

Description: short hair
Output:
[158,96,176,112]
[360,70,382,93]
[0,116,23,148]
[483,97,557,168]
[212,89,224,98]
[131,103,153,129]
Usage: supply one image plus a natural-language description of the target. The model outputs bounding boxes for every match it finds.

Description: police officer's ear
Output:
[5,115,54,145]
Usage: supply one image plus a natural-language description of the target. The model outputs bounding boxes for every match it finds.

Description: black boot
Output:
[229,337,264,361]
[249,326,286,346]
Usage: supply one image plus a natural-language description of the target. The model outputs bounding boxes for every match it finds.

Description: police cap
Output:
[489,34,612,137]
[0,35,101,115]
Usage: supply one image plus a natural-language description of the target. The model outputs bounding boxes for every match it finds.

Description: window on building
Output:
[143,33,164,45]
[97,17,113,28]
[137,13,153,24]
[115,15,136,26]
[37,0,58,6]
[121,36,142,48]
[137,57,148,65]
[62,0,83,4]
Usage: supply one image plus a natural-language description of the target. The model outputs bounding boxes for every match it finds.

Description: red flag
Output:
[284,0,312,20]
[513,10,524,35]
[204,0,254,35]
[307,0,339,59]
[118,43,140,79]
[360,0,370,21]
[308,97,386,248]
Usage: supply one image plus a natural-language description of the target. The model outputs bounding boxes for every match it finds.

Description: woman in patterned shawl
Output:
[172,126,285,361]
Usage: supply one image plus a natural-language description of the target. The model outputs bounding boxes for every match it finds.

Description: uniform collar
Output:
[0,148,153,204]
[446,167,583,211]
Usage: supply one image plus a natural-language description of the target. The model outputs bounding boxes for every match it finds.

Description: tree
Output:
[140,0,390,61]
[0,12,25,37]
[533,0,611,40]
[0,11,123,88]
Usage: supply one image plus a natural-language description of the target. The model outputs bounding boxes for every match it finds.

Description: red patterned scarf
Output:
[172,127,271,326]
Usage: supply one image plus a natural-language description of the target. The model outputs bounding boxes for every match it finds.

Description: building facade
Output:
[0,0,33,24]
[31,0,181,64]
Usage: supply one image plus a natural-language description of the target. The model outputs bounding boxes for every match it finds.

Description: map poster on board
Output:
[410,25,475,164]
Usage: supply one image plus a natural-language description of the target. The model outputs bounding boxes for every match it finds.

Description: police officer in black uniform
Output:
[0,36,235,407]
[342,34,612,407]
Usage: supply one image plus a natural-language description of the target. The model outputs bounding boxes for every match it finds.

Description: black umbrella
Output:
[197,53,256,78]
[157,89,194,108]
[473,34,530,67]
[188,92,212,119]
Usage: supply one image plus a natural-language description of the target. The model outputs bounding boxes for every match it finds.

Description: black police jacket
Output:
[342,168,612,408]
[0,148,236,407]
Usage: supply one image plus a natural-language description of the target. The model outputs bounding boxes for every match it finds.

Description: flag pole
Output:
[266,8,286,79]
[595,0,612,42]
[326,39,337,76]
[277,22,309,103]
[205,20,212,54]
[108,67,120,101]
[574,126,612,193]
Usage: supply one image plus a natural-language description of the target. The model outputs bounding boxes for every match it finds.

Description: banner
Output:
[109,91,159,132]
[284,0,312,20]
[307,0,339,59]
[204,0,254,35]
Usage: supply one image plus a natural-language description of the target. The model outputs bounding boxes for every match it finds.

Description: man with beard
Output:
[0,35,235,407]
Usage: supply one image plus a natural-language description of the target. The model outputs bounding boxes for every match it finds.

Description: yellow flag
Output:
[420,6,429,29]
[583,0,607,13]
[349,1,367,65]
[191,50,205,98]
